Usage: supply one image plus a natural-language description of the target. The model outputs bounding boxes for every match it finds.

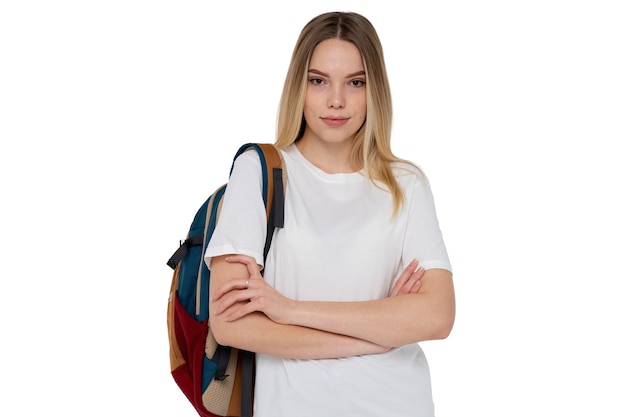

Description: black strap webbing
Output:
[212,345,231,381]
[263,167,284,259]
[272,167,285,228]
[166,234,204,269]
[241,350,255,417]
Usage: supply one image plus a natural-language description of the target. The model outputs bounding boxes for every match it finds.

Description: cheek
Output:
[303,93,324,121]
[357,98,367,119]
[353,90,366,110]
[302,103,314,124]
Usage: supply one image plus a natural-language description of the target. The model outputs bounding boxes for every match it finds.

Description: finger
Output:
[213,278,250,301]
[390,259,417,296]
[399,276,418,295]
[225,254,261,270]
[406,267,424,293]
[390,260,419,296]
[409,279,422,294]
[225,255,263,278]
[224,301,258,322]
[413,266,425,280]
[214,286,256,314]
[395,267,425,296]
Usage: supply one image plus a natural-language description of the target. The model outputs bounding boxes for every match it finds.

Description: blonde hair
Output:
[275,11,415,215]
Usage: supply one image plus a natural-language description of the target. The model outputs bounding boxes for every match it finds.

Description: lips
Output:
[321,117,348,127]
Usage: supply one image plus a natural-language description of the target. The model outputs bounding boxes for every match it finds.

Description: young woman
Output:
[205,11,455,417]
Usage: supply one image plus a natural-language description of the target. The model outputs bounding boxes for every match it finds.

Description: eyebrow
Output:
[308,69,366,78]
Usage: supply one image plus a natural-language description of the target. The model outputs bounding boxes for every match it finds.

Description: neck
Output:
[296,137,356,174]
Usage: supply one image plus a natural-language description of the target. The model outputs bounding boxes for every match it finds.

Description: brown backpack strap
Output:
[257,144,285,259]
[258,143,286,223]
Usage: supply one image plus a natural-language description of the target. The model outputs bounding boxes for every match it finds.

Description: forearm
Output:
[209,255,387,359]
[210,255,453,353]
[288,269,456,347]
[210,309,387,359]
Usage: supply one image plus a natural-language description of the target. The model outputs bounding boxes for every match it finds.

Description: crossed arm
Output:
[208,254,455,360]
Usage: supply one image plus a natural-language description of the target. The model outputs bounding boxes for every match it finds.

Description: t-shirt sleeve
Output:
[204,150,267,270]
[403,173,452,273]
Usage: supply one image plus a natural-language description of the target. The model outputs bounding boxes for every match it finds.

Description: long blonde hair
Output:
[275,11,414,215]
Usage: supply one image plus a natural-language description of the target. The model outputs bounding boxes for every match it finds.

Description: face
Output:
[301,38,367,146]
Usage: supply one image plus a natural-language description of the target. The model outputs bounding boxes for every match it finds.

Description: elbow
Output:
[209,312,263,349]
[417,304,455,342]
[432,318,454,340]
[430,311,455,340]
[397,312,455,346]
[209,316,232,347]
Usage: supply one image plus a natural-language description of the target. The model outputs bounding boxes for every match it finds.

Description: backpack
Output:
[166,143,285,417]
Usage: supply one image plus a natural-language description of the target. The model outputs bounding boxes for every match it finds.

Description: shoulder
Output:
[226,146,266,191]
[229,146,269,181]
[388,159,438,212]
[234,146,265,168]
[391,160,428,187]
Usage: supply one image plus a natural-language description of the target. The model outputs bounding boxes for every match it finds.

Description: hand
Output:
[212,254,296,324]
[389,259,424,297]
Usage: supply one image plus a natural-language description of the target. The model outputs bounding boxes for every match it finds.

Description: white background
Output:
[1,1,625,416]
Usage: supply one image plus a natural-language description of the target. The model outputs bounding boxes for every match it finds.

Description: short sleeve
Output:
[204,150,267,269]
[402,173,452,273]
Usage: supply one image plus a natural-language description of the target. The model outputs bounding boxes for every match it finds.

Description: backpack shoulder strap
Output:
[230,143,286,417]
[233,143,286,244]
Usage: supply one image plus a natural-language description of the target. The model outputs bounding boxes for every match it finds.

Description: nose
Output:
[327,85,345,109]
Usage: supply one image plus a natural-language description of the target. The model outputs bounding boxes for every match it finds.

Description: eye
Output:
[309,77,325,86]
[350,79,366,87]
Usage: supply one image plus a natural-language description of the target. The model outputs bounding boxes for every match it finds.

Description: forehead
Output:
[309,39,364,72]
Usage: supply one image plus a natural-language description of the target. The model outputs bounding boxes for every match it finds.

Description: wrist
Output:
[286,299,309,327]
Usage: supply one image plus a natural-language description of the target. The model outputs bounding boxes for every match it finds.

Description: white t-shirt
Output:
[205,144,452,417]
